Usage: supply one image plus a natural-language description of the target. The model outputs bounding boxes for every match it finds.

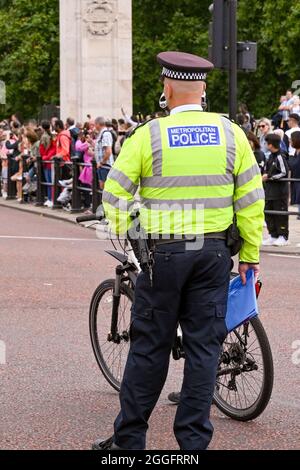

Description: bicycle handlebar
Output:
[76,214,104,223]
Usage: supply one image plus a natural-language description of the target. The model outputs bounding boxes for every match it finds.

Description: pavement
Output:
[0,207,299,450]
[1,197,300,255]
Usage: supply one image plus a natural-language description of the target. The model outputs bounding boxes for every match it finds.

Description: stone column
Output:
[60,0,132,122]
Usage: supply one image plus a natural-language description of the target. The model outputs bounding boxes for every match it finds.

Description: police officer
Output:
[93,51,265,451]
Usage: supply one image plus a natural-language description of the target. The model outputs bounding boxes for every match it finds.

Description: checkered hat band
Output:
[162,67,207,81]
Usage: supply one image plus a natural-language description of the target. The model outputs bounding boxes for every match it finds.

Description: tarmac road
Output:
[0,207,299,450]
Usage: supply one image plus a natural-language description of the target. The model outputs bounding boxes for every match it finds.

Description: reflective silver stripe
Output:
[234,188,265,211]
[140,196,233,210]
[102,191,134,212]
[235,164,261,188]
[149,119,163,176]
[141,174,233,188]
[108,168,138,195]
[220,116,236,173]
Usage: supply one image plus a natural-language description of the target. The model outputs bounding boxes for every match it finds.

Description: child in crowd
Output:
[262,133,289,247]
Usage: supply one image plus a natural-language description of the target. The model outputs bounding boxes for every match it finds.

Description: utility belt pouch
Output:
[226,215,243,256]
[128,213,152,273]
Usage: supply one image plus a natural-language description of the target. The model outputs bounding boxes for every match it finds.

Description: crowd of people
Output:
[1,92,300,246]
[0,110,145,213]
[237,90,300,247]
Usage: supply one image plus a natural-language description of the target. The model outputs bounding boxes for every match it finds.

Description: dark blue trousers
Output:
[114,239,231,450]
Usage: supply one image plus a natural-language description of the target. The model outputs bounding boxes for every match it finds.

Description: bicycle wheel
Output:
[213,316,274,421]
[89,279,134,392]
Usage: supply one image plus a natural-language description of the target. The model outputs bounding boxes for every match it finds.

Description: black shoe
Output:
[92,436,122,450]
[168,391,181,404]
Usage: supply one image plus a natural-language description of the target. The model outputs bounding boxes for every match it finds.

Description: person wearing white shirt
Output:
[285,113,300,156]
[291,96,300,116]
[279,89,295,130]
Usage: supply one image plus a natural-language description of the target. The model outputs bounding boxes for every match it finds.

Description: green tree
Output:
[132,0,212,115]
[237,0,300,118]
[0,0,59,120]
[133,0,300,118]
[0,0,300,120]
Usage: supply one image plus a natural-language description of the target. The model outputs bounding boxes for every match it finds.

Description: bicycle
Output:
[77,213,274,422]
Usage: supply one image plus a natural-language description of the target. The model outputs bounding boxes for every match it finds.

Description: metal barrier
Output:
[264,178,300,217]
[1,157,300,217]
[6,156,17,200]
[35,156,102,213]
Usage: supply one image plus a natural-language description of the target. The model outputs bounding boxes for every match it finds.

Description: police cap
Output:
[157,51,214,82]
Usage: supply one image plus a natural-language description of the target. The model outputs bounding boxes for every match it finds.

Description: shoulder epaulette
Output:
[127,118,156,139]
[221,115,237,125]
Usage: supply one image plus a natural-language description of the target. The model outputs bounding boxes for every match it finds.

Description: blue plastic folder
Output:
[226,269,259,332]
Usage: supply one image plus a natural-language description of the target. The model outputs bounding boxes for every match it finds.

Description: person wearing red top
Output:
[39,120,57,207]
[54,119,72,182]
[54,120,71,162]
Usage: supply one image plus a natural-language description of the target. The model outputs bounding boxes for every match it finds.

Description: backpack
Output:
[101,129,117,157]
[69,127,79,156]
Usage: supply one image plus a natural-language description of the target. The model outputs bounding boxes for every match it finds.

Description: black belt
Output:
[150,231,227,247]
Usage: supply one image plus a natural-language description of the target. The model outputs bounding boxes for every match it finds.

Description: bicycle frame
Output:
[106,249,138,344]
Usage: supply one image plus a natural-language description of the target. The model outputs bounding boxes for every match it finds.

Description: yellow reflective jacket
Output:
[103,111,265,263]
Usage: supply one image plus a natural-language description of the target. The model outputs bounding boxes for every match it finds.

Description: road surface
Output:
[0,207,299,450]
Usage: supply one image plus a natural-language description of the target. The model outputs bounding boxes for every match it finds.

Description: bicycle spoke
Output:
[93,285,132,388]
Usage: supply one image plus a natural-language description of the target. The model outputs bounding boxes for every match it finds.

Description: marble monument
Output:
[59,0,132,121]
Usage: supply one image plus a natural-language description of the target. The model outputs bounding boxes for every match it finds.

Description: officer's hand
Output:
[262,174,268,182]
[239,263,260,285]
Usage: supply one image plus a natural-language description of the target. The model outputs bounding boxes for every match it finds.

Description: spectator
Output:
[271,96,285,129]
[285,113,300,156]
[54,119,71,180]
[247,131,265,174]
[105,120,118,157]
[288,131,300,220]
[89,116,114,192]
[238,103,255,131]
[257,118,272,157]
[10,114,21,130]
[50,117,58,134]
[0,119,10,131]
[262,133,289,247]
[22,129,40,198]
[111,119,119,134]
[6,130,22,202]
[273,128,289,155]
[237,113,251,133]
[118,118,126,131]
[40,120,57,208]
[278,89,295,131]
[66,117,80,156]
[76,130,94,211]
[0,128,8,199]
[26,119,37,130]
[291,95,300,116]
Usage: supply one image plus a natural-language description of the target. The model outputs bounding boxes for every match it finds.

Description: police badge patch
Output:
[167,125,220,148]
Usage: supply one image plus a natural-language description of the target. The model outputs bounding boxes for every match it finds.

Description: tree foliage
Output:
[132,0,300,118]
[0,0,300,120]
[0,0,59,119]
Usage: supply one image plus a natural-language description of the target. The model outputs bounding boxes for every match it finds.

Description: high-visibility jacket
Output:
[103,111,265,263]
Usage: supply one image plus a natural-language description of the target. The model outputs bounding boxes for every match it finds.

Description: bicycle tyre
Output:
[213,316,274,421]
[89,279,134,392]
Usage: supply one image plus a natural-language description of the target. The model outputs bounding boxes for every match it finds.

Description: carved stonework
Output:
[83,0,117,36]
